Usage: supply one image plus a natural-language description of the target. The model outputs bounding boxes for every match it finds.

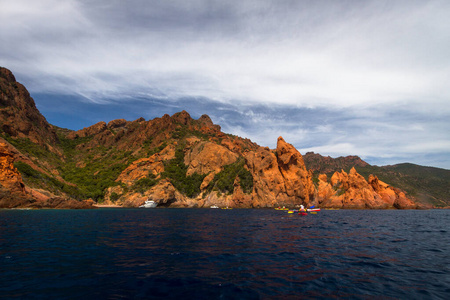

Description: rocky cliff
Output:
[0,66,428,209]
[315,167,417,209]
[0,67,58,146]
[0,142,93,208]
[0,142,28,201]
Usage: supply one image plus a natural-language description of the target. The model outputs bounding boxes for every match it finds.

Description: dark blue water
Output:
[1,209,449,299]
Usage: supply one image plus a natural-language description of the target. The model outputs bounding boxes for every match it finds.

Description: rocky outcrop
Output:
[231,176,253,207]
[368,175,417,209]
[25,197,94,209]
[185,141,238,176]
[147,179,187,207]
[245,146,286,207]
[276,137,315,206]
[0,67,58,146]
[117,144,176,186]
[316,167,417,209]
[244,137,314,208]
[67,121,107,139]
[119,179,186,208]
[198,114,221,131]
[0,142,28,197]
[107,119,127,130]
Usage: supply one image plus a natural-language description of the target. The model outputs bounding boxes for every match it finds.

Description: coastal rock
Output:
[26,197,94,209]
[276,137,315,206]
[184,141,238,176]
[317,167,416,209]
[243,137,316,208]
[245,146,287,207]
[148,179,186,207]
[0,142,27,197]
[232,176,253,207]
[315,174,336,204]
[368,175,417,209]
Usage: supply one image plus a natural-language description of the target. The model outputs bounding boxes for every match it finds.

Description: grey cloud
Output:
[1,0,449,169]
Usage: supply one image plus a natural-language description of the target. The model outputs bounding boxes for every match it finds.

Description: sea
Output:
[0,208,448,299]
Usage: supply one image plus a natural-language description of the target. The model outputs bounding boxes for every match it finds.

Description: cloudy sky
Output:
[1,0,449,169]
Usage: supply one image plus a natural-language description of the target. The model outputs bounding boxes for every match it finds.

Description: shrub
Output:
[110,192,120,202]
[132,175,158,194]
[206,158,253,194]
[161,147,206,198]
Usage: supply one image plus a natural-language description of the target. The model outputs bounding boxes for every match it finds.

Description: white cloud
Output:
[2,0,449,110]
[1,0,449,168]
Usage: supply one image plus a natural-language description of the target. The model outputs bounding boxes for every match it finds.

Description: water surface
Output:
[1,209,449,299]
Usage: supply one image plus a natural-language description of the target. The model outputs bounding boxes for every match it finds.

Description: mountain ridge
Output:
[1,66,447,208]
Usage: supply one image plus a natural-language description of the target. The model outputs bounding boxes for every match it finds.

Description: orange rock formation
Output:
[316,167,417,209]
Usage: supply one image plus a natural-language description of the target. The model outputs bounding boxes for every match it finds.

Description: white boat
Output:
[210,205,219,208]
[139,200,157,208]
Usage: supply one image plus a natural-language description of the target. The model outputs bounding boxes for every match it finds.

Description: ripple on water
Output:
[0,209,449,299]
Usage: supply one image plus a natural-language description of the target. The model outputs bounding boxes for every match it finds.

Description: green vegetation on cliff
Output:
[162,146,206,198]
[132,174,158,194]
[206,158,253,194]
[14,161,80,197]
[58,145,133,201]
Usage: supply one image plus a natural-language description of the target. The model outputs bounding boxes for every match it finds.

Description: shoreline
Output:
[93,204,122,208]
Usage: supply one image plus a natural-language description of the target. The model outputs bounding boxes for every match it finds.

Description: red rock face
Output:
[243,137,315,208]
[368,175,417,209]
[317,167,417,209]
[276,137,315,206]
[184,141,238,176]
[0,67,57,146]
[116,144,175,186]
[0,142,27,196]
[245,146,287,207]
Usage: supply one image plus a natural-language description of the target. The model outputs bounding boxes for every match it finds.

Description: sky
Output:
[1,0,449,169]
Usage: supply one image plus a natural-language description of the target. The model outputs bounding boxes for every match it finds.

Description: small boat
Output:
[307,208,320,212]
[275,206,289,210]
[298,204,307,215]
[210,205,219,208]
[139,200,157,208]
